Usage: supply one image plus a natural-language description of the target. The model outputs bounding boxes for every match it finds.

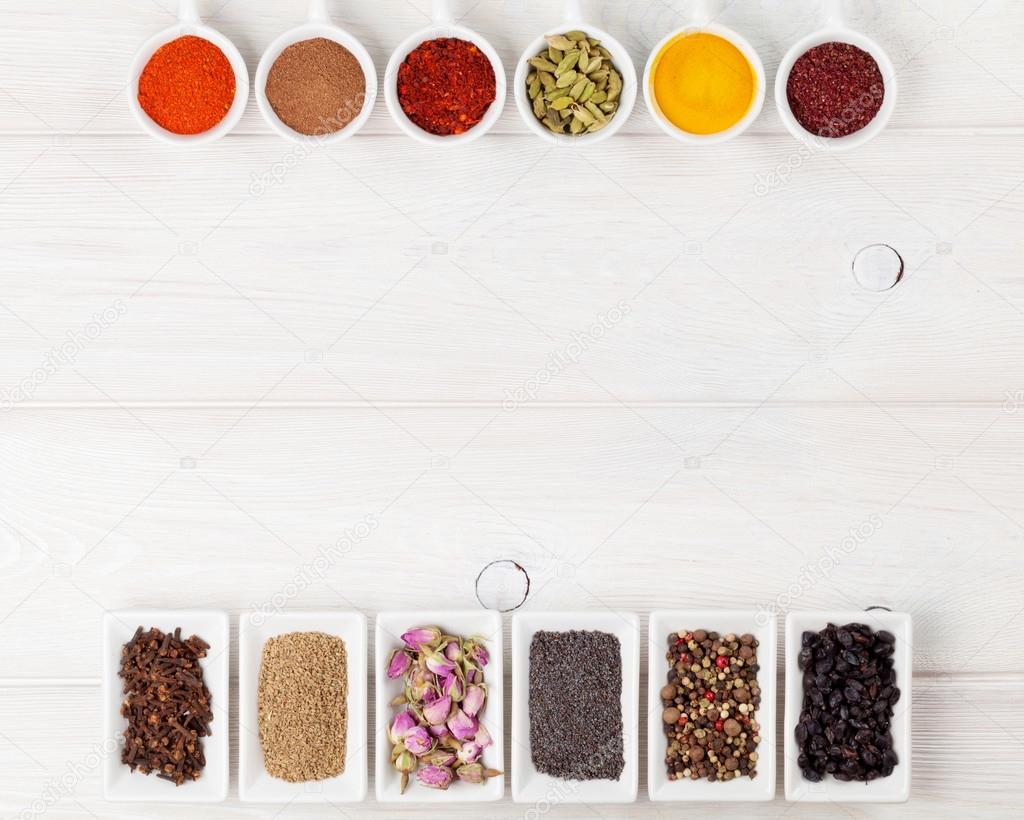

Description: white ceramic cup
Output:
[255,0,377,144]
[384,0,506,145]
[128,0,249,145]
[643,0,765,145]
[512,0,637,146]
[774,0,897,152]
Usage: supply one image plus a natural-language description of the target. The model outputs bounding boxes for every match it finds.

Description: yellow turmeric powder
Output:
[651,32,756,135]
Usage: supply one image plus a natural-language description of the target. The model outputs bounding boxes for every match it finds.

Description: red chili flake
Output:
[397,37,496,136]
[786,42,884,138]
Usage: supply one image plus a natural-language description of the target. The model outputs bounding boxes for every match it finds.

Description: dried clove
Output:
[118,626,214,786]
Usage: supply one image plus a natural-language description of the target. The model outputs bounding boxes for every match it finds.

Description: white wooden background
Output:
[1,0,1023,817]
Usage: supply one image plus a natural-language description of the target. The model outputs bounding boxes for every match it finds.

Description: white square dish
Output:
[102,610,230,803]
[784,610,912,803]
[374,610,505,803]
[647,610,777,802]
[238,611,368,803]
[511,611,640,804]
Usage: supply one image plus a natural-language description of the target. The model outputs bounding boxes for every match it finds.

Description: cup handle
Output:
[563,0,584,23]
[824,0,844,26]
[308,0,330,23]
[693,0,715,25]
[179,0,200,24]
[433,0,455,25]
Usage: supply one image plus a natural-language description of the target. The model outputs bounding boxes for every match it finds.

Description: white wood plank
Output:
[1,132,1022,404]
[2,406,1022,677]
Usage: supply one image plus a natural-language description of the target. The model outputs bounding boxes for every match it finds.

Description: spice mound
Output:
[662,630,761,782]
[786,42,884,138]
[796,622,900,783]
[385,626,500,793]
[138,35,236,135]
[265,37,367,137]
[651,32,755,136]
[397,38,496,136]
[118,626,213,785]
[257,631,349,782]
[529,630,625,781]
[525,31,623,136]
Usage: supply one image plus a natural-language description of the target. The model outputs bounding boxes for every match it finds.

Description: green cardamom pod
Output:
[555,51,581,75]
[545,34,575,51]
[556,69,578,88]
[607,70,623,102]
[528,56,558,72]
[572,105,596,126]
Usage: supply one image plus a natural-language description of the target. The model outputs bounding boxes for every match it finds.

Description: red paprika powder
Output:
[397,38,496,136]
[138,35,236,135]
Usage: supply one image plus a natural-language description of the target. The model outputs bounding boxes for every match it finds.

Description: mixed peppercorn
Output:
[661,630,761,782]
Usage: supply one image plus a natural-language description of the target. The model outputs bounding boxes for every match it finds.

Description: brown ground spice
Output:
[265,37,367,136]
[257,631,349,782]
[786,42,884,138]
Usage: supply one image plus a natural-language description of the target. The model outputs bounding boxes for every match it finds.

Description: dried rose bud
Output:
[462,684,485,717]
[422,748,457,768]
[422,695,452,726]
[447,708,478,741]
[443,673,464,701]
[424,650,456,676]
[473,724,493,748]
[466,641,489,666]
[457,741,482,765]
[443,640,462,661]
[386,649,412,679]
[403,726,433,756]
[456,763,484,784]
[417,765,453,790]
[402,626,442,649]
[389,710,417,743]
[394,749,417,774]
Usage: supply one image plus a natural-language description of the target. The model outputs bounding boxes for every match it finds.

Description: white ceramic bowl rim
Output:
[256,22,380,145]
[128,22,250,146]
[384,24,507,146]
[255,22,378,145]
[774,26,898,152]
[512,20,639,147]
[643,23,766,145]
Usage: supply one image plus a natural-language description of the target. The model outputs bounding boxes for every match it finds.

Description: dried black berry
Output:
[795,622,900,784]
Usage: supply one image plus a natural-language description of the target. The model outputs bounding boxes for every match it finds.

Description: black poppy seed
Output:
[528,630,625,781]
